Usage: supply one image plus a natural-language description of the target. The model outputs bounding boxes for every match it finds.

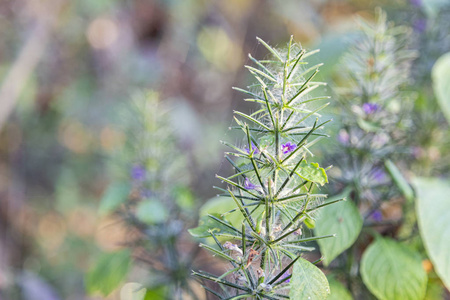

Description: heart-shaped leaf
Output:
[432,52,450,123]
[361,237,427,300]
[315,193,362,266]
[289,258,330,299]
[86,250,132,296]
[413,177,450,290]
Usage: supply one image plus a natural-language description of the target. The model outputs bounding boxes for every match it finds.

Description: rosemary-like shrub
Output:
[191,37,339,299]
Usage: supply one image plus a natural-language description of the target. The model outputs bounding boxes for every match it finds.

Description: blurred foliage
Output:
[0,0,449,299]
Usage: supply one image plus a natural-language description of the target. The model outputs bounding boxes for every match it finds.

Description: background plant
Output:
[314,8,450,300]
[86,91,203,299]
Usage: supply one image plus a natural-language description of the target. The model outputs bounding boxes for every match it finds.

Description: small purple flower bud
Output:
[413,19,427,33]
[131,165,146,181]
[337,129,349,145]
[244,178,256,190]
[372,168,387,182]
[371,210,383,222]
[410,0,422,7]
[278,270,291,284]
[362,102,379,115]
[281,142,297,154]
[245,142,259,154]
[141,188,152,198]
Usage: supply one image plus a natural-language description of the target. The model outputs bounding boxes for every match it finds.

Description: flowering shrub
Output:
[190,37,339,299]
[314,9,450,300]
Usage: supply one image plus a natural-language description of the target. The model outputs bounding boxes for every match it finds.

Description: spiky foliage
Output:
[331,9,416,208]
[191,37,338,299]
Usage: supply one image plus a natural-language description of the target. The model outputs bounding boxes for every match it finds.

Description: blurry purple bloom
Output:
[413,19,427,33]
[281,142,297,154]
[131,165,146,181]
[371,210,383,222]
[244,178,256,190]
[410,0,422,7]
[141,188,152,198]
[372,168,387,182]
[278,270,291,284]
[362,102,379,115]
[337,130,349,145]
[245,142,259,154]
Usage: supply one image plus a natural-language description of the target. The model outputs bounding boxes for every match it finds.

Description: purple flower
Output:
[281,142,297,154]
[131,165,146,181]
[410,0,422,7]
[362,102,379,115]
[337,130,349,145]
[413,19,427,33]
[372,168,387,182]
[141,188,152,198]
[278,270,291,284]
[371,210,383,222]
[244,178,256,190]
[245,142,259,154]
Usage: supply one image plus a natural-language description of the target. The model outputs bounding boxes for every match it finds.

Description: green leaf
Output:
[432,52,450,123]
[136,199,168,224]
[298,161,328,186]
[99,182,131,215]
[385,160,414,204]
[357,118,380,132]
[200,197,244,227]
[86,250,132,296]
[360,237,427,300]
[413,177,450,290]
[188,213,237,238]
[289,258,330,300]
[316,195,362,266]
[144,286,167,300]
[172,185,194,209]
[327,278,353,300]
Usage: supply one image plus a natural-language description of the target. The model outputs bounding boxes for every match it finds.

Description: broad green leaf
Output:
[360,237,427,300]
[136,199,168,224]
[86,250,131,296]
[432,52,450,123]
[99,182,131,215]
[298,161,328,186]
[316,193,361,266]
[327,279,353,300]
[413,177,450,290]
[290,258,330,300]
[188,213,238,238]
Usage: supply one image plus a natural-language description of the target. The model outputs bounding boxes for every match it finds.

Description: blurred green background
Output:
[0,0,448,299]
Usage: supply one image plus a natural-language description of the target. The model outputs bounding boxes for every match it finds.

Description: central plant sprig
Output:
[192,36,339,299]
